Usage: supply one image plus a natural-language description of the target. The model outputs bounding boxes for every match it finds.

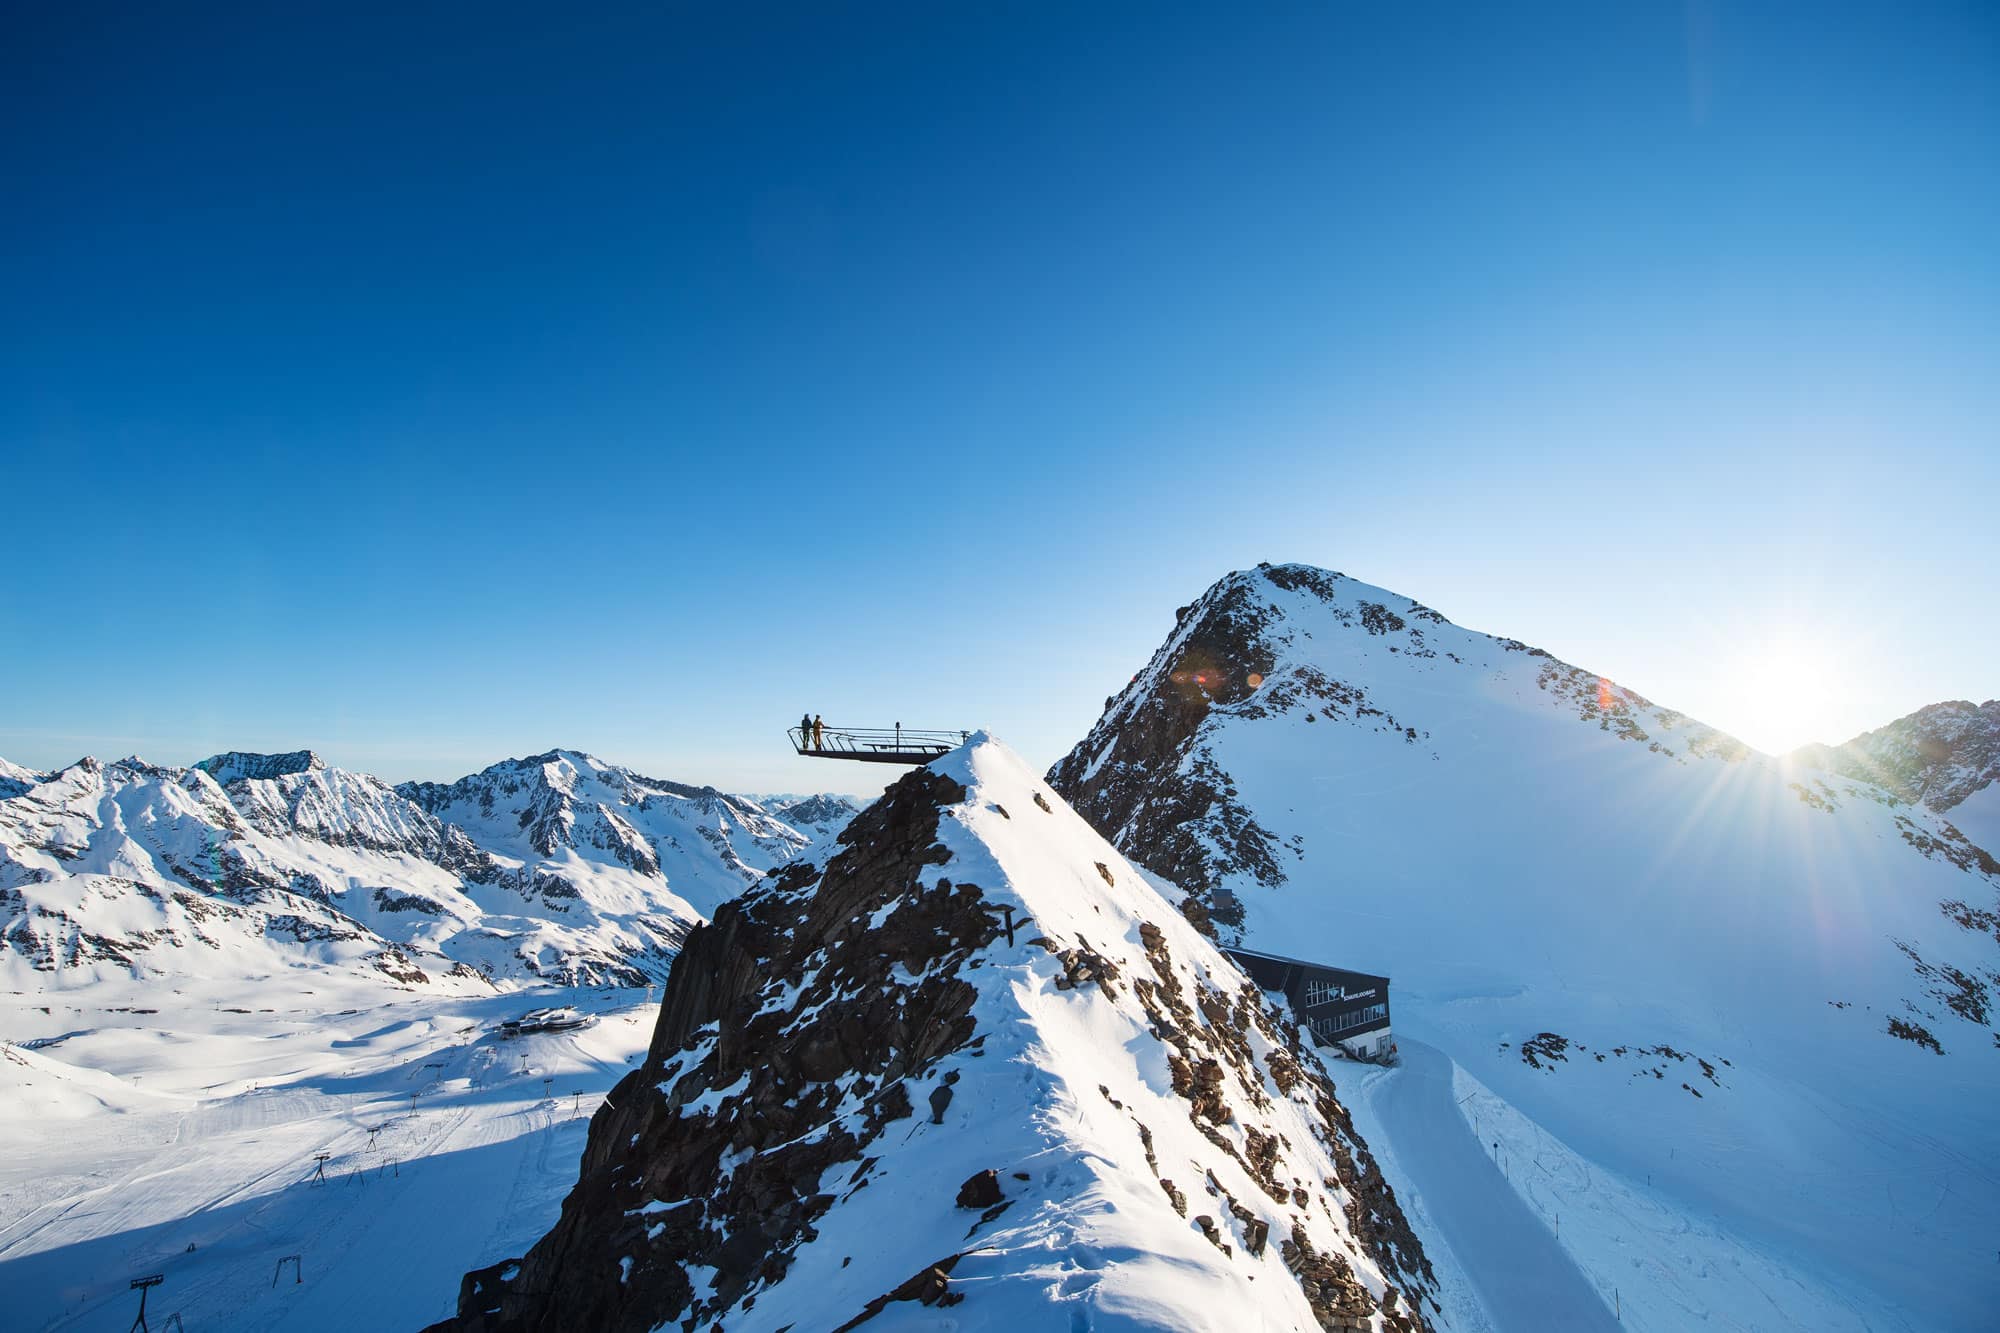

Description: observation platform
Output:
[788,725,970,765]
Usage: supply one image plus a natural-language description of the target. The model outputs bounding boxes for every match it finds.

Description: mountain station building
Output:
[1222,945,1393,1061]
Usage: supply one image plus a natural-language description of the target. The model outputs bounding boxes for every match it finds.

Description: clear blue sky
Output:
[4,2,1994,795]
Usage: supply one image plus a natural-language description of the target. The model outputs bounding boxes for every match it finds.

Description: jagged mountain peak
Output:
[194,749,326,784]
[764,791,856,821]
[430,734,1435,1332]
[1791,697,2000,856]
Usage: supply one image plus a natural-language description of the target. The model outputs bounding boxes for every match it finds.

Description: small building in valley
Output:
[1222,945,1393,1061]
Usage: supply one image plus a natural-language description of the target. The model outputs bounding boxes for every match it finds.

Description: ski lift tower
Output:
[128,1275,164,1333]
[787,723,969,765]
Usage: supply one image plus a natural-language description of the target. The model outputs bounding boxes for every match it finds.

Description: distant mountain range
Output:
[0,748,858,991]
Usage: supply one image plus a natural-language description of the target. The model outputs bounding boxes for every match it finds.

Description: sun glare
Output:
[1719,633,1844,755]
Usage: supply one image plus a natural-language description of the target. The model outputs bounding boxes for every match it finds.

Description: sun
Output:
[1719,631,1844,755]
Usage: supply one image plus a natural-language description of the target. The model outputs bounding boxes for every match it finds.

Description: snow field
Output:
[0,978,657,1332]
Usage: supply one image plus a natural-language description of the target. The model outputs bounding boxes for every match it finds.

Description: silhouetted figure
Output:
[799,712,812,751]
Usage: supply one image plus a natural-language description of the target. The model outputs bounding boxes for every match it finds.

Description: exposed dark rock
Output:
[1792,700,2000,821]
[954,1169,1004,1209]
[828,1254,966,1330]
[424,767,993,1332]
[1889,1016,1945,1054]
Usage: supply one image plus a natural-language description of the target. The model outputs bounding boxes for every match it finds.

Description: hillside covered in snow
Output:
[1,748,852,992]
[1051,563,2000,1330]
[430,736,1437,1332]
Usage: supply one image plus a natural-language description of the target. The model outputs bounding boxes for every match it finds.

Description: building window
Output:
[1311,1003,1388,1037]
[1304,977,1340,1006]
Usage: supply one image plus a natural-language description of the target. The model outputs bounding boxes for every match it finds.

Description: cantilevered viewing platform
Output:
[788,725,970,765]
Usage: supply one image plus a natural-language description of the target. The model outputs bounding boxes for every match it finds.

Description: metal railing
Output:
[787,725,971,761]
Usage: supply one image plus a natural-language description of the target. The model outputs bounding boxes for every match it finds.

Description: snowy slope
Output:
[1940,784,2000,866]
[429,736,1439,1333]
[0,974,659,1332]
[0,757,45,800]
[1051,563,2000,1331]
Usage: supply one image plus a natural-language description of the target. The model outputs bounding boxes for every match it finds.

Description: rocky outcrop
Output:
[427,739,1437,1332]
[1792,700,2000,818]
[194,749,324,784]
[430,767,991,1332]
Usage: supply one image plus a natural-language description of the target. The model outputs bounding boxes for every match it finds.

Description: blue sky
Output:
[4,2,1994,795]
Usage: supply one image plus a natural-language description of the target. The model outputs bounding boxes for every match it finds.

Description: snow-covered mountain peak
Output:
[398,749,807,916]
[0,755,48,799]
[194,748,326,784]
[1055,561,1749,910]
[428,734,1437,1332]
[1048,563,2000,1329]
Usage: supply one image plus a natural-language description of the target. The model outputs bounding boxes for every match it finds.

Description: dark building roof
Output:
[1222,945,1388,990]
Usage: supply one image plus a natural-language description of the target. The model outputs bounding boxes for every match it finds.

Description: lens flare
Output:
[1247,672,1263,689]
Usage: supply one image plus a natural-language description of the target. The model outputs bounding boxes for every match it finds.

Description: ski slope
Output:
[0,978,657,1332]
[1356,1040,1616,1332]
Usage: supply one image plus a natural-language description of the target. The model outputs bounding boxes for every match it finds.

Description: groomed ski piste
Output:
[0,976,657,1332]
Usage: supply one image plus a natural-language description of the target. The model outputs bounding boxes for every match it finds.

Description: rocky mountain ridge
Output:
[1792,698,2000,854]
[430,736,1435,1332]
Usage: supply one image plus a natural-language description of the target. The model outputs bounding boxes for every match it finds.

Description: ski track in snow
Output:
[1363,1040,1617,1332]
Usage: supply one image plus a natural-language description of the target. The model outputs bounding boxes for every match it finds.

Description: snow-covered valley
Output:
[0,976,658,1332]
